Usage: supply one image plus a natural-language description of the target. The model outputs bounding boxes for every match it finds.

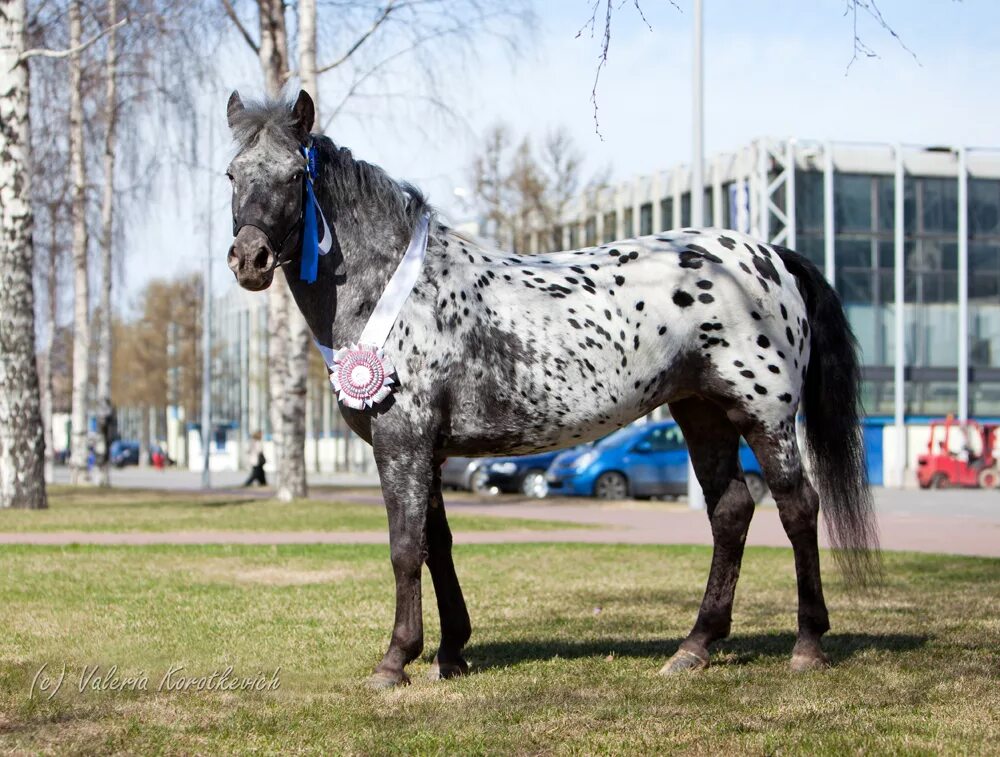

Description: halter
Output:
[231,140,331,282]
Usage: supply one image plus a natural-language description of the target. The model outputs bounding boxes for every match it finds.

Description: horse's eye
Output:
[225,172,235,183]
[290,171,303,184]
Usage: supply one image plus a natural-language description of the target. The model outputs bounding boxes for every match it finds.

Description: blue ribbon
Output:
[300,144,320,284]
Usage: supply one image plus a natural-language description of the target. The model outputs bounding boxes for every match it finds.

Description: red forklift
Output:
[916,415,1000,489]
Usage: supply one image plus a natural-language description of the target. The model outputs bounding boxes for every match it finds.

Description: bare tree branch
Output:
[321,23,462,130]
[220,0,260,54]
[577,0,678,137]
[18,17,127,62]
[844,0,919,73]
[315,0,399,75]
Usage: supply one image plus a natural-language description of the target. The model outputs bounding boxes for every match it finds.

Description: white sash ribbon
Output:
[359,213,430,349]
[312,214,431,409]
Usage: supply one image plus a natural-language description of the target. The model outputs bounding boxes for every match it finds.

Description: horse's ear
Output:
[292,90,315,143]
[227,90,244,129]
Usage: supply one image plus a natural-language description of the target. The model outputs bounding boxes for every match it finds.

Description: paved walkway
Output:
[3,489,998,557]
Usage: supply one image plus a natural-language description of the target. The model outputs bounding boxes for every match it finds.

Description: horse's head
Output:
[225,90,315,291]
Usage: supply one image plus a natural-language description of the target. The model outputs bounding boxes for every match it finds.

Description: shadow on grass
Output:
[463,632,929,670]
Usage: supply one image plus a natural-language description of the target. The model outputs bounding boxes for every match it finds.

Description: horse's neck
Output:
[286,190,413,350]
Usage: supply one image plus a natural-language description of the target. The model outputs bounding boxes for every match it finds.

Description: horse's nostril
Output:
[227,245,240,271]
[253,245,271,271]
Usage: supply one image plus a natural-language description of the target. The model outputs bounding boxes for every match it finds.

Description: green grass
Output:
[0,486,581,533]
[0,543,996,754]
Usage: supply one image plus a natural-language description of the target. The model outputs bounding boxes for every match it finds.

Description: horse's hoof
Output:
[790,651,831,672]
[658,649,709,676]
[427,656,469,681]
[366,670,410,689]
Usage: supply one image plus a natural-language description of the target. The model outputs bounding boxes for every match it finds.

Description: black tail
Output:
[776,247,881,586]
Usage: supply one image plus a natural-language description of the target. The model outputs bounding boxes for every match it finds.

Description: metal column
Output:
[957,146,969,422]
[687,0,705,511]
[786,140,796,250]
[823,142,835,284]
[893,145,906,488]
[201,117,214,489]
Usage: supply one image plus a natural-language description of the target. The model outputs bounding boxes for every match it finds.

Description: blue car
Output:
[110,440,140,468]
[545,420,768,503]
[472,450,564,498]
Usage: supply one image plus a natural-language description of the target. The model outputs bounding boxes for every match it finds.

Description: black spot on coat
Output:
[672,290,694,308]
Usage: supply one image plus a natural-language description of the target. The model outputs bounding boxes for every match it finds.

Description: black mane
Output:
[230,96,432,232]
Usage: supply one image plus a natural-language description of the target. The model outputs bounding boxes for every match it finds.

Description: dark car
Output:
[472,450,564,498]
[110,440,140,468]
[545,420,768,502]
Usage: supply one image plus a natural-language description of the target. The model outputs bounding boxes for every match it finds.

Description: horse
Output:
[224,90,879,688]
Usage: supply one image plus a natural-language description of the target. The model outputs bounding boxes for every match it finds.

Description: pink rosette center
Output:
[336,350,385,400]
[330,343,396,410]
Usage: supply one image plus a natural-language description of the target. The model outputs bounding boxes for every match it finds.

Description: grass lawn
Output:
[0,543,996,754]
[0,486,581,533]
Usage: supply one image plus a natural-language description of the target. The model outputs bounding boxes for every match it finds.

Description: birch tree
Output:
[260,0,309,501]
[67,0,90,484]
[0,0,47,508]
[93,0,119,486]
[221,0,307,500]
[298,0,316,103]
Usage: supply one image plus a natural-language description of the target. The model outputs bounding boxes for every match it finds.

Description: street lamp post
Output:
[201,116,213,489]
[687,0,706,510]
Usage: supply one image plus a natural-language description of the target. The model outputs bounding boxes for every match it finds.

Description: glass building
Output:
[529,139,1000,418]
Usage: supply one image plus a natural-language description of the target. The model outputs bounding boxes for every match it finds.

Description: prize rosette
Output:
[330,343,396,410]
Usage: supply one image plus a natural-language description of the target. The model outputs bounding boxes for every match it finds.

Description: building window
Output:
[639,203,653,236]
[680,193,691,228]
[834,174,873,232]
[623,208,634,238]
[569,225,578,249]
[921,177,959,234]
[585,216,597,246]
[968,179,1000,394]
[970,178,1000,236]
[795,171,824,234]
[603,211,617,242]
[660,198,673,231]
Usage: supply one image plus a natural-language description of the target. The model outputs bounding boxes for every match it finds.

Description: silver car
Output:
[440,457,486,492]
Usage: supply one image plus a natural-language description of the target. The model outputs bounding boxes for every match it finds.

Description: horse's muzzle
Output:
[228,226,275,291]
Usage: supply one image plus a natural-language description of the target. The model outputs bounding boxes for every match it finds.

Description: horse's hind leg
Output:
[425,463,472,680]
[660,397,756,675]
[740,418,831,671]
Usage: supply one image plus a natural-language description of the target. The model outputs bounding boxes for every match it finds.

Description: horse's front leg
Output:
[369,440,433,688]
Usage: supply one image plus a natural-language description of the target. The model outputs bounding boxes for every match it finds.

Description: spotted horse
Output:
[225,91,880,688]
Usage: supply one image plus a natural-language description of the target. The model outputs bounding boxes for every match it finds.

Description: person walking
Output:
[243,431,267,487]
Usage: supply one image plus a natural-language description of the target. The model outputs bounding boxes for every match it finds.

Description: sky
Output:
[123,0,1000,307]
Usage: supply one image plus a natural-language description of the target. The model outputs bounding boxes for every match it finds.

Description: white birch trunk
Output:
[258,0,308,500]
[94,0,118,487]
[68,0,91,484]
[299,0,318,106]
[0,0,48,508]
[139,404,149,466]
[282,306,310,499]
